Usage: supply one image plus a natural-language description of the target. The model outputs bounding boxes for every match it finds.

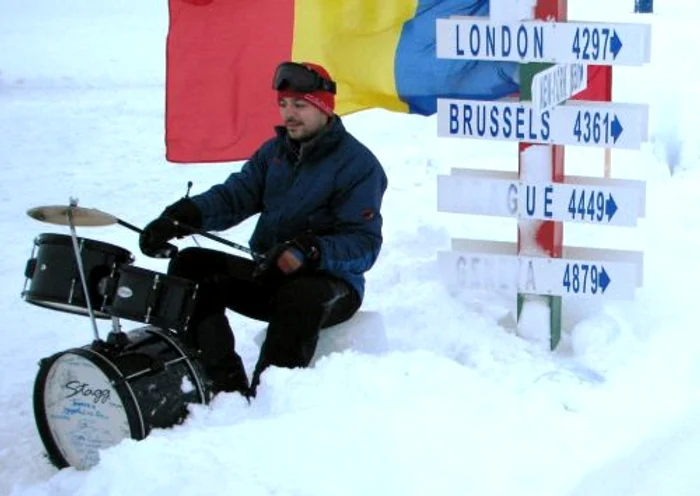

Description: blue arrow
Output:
[605,194,618,221]
[610,30,623,59]
[599,267,611,293]
[611,115,623,143]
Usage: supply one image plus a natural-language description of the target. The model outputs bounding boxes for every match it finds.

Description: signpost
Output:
[438,249,640,300]
[437,173,645,227]
[434,2,651,350]
[436,19,652,66]
[437,99,649,150]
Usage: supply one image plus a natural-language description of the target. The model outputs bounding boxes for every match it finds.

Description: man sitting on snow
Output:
[139,61,388,397]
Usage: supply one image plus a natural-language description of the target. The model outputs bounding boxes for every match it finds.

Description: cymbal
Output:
[27,205,117,227]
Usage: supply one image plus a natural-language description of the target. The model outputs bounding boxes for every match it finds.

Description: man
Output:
[139,61,388,397]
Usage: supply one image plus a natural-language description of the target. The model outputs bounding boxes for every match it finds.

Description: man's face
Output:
[279,97,329,141]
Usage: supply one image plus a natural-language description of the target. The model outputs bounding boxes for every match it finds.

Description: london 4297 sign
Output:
[436,18,651,66]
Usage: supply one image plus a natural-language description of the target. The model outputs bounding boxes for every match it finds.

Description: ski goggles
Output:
[272,62,336,94]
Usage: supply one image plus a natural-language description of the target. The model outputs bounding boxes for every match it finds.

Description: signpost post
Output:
[517,0,567,349]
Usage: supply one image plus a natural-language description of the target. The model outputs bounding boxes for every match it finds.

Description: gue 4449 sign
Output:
[437,173,644,227]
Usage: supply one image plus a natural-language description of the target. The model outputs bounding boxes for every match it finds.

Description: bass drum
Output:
[33,326,212,470]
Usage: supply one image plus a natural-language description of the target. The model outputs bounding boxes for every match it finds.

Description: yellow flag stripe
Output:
[291,0,418,115]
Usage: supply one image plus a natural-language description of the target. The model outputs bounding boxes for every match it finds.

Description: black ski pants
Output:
[168,247,361,394]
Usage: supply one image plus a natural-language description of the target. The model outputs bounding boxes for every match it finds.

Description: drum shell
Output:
[23,233,133,318]
[33,326,212,470]
[103,265,198,332]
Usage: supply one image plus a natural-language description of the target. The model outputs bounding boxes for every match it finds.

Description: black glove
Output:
[252,233,321,280]
[288,232,321,268]
[139,198,202,258]
[162,197,203,232]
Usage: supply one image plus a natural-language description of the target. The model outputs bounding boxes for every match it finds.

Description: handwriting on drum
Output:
[60,400,110,420]
[64,381,111,404]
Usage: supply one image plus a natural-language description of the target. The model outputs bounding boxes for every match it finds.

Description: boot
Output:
[207,352,250,398]
[195,313,250,397]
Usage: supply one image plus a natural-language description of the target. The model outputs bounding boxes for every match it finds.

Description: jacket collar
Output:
[275,116,345,164]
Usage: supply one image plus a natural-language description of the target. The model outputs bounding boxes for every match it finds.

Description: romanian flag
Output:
[165,0,520,163]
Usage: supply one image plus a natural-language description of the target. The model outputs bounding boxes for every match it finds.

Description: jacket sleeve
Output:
[189,146,268,232]
[316,151,387,276]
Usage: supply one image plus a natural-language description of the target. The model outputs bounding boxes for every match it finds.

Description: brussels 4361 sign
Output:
[437,98,649,150]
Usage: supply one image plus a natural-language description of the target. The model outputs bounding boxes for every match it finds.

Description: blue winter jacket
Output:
[189,117,387,301]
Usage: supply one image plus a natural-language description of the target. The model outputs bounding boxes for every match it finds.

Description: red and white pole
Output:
[517,0,567,349]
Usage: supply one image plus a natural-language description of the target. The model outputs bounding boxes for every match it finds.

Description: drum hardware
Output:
[33,326,213,470]
[119,354,192,383]
[106,317,130,348]
[22,250,37,297]
[27,203,179,259]
[65,199,101,341]
[27,203,117,227]
[27,202,259,259]
[25,200,218,471]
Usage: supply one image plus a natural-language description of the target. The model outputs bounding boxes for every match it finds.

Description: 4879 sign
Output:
[562,262,610,295]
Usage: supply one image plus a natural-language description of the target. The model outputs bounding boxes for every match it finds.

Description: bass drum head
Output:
[33,349,140,470]
[33,327,212,471]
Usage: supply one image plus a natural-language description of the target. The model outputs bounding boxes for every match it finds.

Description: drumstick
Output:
[116,218,179,259]
[172,221,263,259]
[116,218,144,234]
[117,216,260,260]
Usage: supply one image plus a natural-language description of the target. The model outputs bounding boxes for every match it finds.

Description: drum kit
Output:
[23,199,216,471]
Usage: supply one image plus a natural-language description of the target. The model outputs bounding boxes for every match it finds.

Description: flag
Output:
[574,65,612,103]
[165,0,520,163]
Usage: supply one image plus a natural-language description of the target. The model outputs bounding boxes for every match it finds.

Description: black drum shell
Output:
[23,233,134,319]
[102,265,198,333]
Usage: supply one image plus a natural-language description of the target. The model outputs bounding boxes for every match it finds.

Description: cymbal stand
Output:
[66,198,100,341]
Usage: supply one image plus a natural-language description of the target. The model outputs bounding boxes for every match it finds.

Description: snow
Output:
[2,1,700,495]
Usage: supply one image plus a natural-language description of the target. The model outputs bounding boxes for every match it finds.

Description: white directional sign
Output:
[439,250,638,299]
[438,174,644,227]
[436,18,652,66]
[532,63,587,112]
[437,98,649,149]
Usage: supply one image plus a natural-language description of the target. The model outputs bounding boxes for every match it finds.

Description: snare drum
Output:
[102,265,198,332]
[23,233,134,318]
[33,326,212,470]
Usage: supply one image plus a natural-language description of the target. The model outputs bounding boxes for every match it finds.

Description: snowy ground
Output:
[2,1,700,495]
